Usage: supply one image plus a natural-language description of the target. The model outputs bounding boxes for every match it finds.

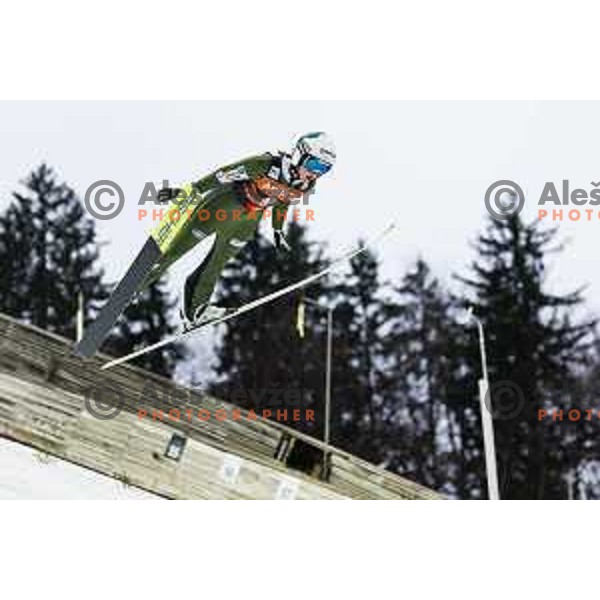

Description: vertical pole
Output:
[76,291,84,343]
[476,320,500,500]
[477,320,489,384]
[323,307,333,477]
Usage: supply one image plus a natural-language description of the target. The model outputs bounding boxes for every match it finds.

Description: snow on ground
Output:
[0,437,161,500]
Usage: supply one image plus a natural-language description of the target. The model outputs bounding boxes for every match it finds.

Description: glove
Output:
[274,231,291,253]
[157,187,182,203]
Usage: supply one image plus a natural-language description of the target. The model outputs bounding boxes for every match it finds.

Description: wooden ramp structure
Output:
[0,313,441,500]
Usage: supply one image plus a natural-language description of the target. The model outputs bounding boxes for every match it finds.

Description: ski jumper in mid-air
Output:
[74,132,336,358]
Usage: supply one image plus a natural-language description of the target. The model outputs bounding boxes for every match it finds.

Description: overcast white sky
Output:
[1,101,598,370]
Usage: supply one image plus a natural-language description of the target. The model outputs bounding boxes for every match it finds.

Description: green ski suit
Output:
[147,152,307,320]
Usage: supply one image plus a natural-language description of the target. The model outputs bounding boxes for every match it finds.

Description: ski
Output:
[101,223,396,370]
[74,237,163,357]
[74,184,214,358]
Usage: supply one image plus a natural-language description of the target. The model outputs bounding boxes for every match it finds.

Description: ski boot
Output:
[180,304,235,332]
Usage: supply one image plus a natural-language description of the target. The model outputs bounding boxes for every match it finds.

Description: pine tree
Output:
[458,215,596,498]
[558,337,600,499]
[382,258,464,492]
[0,164,107,337]
[0,191,33,318]
[328,244,391,464]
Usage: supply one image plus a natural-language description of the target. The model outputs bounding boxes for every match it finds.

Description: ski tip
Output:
[370,222,397,244]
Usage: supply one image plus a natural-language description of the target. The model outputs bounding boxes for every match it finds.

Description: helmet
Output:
[291,132,336,177]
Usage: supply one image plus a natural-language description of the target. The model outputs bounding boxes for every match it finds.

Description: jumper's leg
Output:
[183,231,253,321]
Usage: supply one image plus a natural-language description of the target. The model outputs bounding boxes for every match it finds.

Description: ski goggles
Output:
[301,156,333,176]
